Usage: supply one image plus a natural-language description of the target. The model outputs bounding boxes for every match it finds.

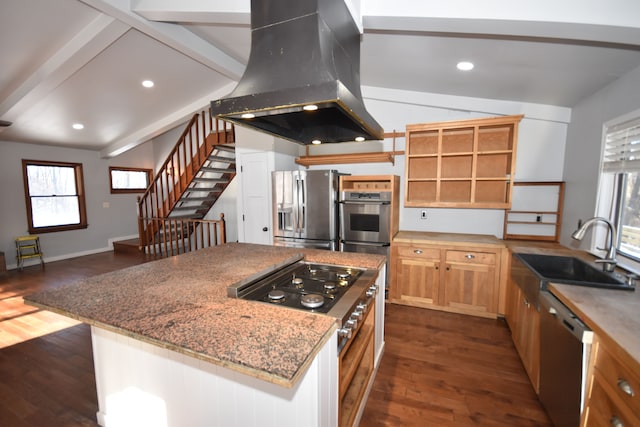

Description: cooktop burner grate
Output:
[233,261,364,314]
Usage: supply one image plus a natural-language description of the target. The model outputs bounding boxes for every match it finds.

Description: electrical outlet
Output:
[421,210,427,220]
[536,215,542,222]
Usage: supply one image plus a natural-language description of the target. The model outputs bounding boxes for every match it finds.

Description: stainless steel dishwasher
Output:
[539,291,593,427]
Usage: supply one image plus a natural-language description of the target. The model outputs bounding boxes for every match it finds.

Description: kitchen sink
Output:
[514,253,635,291]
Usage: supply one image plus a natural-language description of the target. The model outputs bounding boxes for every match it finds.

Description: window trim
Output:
[109,166,153,194]
[595,109,640,272]
[22,159,88,234]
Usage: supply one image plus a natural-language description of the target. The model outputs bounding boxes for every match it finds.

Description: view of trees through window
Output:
[109,167,152,193]
[618,172,640,260]
[22,160,87,233]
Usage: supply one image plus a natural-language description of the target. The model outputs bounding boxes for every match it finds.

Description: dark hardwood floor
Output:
[0,251,551,426]
[360,304,552,426]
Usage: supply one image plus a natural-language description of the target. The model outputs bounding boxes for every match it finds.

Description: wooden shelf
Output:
[295,131,405,167]
[404,115,523,209]
[503,181,565,242]
[296,150,403,167]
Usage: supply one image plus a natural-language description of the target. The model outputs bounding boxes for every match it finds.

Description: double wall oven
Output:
[339,190,392,284]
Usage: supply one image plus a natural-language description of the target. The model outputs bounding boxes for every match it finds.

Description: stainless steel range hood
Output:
[210,0,383,145]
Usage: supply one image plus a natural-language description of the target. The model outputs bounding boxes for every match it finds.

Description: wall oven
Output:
[339,191,391,244]
[339,191,392,287]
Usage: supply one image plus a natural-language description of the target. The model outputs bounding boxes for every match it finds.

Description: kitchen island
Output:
[25,243,385,427]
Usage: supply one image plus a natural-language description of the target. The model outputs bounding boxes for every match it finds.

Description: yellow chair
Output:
[15,235,44,271]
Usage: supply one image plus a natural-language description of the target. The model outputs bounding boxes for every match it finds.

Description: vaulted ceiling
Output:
[1,0,640,157]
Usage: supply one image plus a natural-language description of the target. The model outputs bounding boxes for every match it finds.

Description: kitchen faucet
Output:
[571,217,618,272]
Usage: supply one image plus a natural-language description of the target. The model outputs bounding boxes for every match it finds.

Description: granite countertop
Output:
[394,230,505,248]
[24,243,385,388]
[507,241,640,370]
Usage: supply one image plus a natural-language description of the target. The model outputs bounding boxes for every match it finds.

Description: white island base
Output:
[91,327,338,427]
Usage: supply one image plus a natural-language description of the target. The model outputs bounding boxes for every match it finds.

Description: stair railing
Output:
[142,214,226,257]
[137,110,234,249]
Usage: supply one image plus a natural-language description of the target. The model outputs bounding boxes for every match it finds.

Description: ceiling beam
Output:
[79,0,245,80]
[362,0,640,47]
[0,14,129,122]
[128,0,640,47]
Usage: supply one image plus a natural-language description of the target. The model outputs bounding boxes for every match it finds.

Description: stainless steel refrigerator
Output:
[272,170,344,250]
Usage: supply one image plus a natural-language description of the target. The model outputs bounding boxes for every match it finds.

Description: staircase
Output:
[135,109,235,257]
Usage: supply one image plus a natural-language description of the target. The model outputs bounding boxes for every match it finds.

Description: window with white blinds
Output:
[602,116,640,173]
[598,113,640,261]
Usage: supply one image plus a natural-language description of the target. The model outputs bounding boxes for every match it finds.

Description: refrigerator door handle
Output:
[299,177,305,231]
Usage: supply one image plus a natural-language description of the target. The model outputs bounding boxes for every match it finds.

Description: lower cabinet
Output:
[505,275,540,393]
[581,336,640,427]
[390,240,502,318]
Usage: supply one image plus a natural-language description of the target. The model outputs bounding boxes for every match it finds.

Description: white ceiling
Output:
[1,0,640,157]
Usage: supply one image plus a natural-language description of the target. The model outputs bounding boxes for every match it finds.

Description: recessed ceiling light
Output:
[355,136,365,142]
[311,139,322,145]
[303,105,318,111]
[72,123,84,130]
[457,61,474,71]
[241,113,255,119]
[142,80,154,88]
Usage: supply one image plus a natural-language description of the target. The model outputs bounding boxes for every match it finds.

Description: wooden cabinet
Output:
[392,245,441,306]
[404,114,523,208]
[442,250,498,316]
[390,232,504,318]
[339,175,400,240]
[582,337,640,427]
[505,274,541,393]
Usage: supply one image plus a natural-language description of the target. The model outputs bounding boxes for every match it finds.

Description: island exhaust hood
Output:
[210,0,383,145]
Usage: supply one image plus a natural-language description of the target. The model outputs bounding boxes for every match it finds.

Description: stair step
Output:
[178,197,218,202]
[112,239,144,255]
[201,166,236,173]
[214,144,235,153]
[185,188,222,193]
[207,155,235,163]
[192,177,229,183]
[172,205,208,211]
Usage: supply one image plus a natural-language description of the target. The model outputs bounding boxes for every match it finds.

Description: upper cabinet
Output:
[404,114,523,209]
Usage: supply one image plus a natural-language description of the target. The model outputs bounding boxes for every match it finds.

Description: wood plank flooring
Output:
[0,251,551,426]
[360,304,552,426]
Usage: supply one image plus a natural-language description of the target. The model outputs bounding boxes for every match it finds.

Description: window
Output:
[109,166,152,194]
[22,159,88,234]
[597,114,640,261]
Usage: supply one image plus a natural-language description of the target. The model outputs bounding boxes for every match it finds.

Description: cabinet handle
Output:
[523,298,530,308]
[465,253,475,259]
[610,416,624,427]
[617,379,635,396]
[414,249,423,254]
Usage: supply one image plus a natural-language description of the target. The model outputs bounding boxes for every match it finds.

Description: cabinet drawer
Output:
[395,245,440,260]
[445,250,496,265]
[584,372,640,427]
[594,344,640,415]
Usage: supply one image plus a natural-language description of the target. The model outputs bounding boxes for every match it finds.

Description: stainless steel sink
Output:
[514,253,635,291]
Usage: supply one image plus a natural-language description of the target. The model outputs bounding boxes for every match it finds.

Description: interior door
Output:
[240,151,271,245]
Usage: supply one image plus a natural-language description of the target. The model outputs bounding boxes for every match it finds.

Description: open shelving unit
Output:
[503,181,565,242]
[404,115,523,209]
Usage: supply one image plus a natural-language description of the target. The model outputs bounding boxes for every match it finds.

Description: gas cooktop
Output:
[229,261,365,314]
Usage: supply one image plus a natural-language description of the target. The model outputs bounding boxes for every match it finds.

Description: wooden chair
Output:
[15,235,44,271]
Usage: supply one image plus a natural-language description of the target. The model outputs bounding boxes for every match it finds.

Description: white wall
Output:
[0,140,153,268]
[561,64,640,249]
[302,86,570,239]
